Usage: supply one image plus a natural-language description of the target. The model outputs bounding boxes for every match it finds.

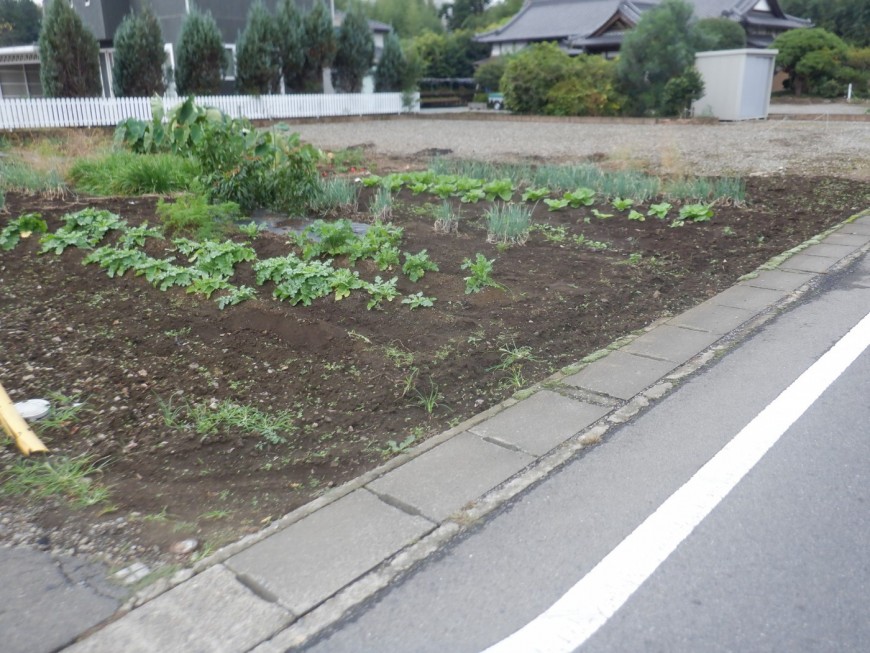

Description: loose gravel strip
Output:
[289,115,870,179]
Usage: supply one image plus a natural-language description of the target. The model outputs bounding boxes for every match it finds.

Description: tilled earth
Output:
[1,173,868,572]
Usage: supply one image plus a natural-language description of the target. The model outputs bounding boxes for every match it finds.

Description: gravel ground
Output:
[290,116,870,180]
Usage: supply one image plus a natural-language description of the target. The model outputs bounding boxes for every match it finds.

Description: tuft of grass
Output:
[433,201,460,234]
[69,151,200,196]
[486,202,531,245]
[0,455,110,508]
[663,176,745,205]
[179,399,298,448]
[309,176,358,214]
[369,186,393,221]
[156,193,242,238]
[0,158,66,196]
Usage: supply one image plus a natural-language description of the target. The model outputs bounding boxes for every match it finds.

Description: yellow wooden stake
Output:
[0,382,49,456]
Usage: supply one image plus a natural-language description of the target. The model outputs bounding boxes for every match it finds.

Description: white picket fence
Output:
[0,92,413,130]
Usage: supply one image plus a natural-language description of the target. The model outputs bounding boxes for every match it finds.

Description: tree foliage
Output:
[112,6,166,97]
[175,7,226,96]
[277,0,305,92]
[501,43,623,116]
[780,0,869,47]
[693,17,746,51]
[334,4,374,92]
[407,29,488,78]
[366,0,442,39]
[0,0,40,46]
[473,55,509,92]
[444,0,488,31]
[772,27,849,96]
[375,31,408,91]
[38,0,101,98]
[235,0,281,95]
[616,0,703,116]
[303,1,337,92]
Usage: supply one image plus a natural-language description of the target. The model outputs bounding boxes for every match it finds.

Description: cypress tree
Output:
[334,4,374,93]
[112,6,166,97]
[175,7,226,96]
[277,0,305,92]
[235,0,281,94]
[303,1,337,92]
[374,31,406,92]
[38,0,101,97]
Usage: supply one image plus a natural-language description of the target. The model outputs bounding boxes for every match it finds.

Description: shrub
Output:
[375,31,408,92]
[302,1,337,92]
[175,7,226,96]
[112,5,166,97]
[473,56,509,93]
[235,0,282,95]
[617,0,701,116]
[334,4,374,93]
[773,28,849,96]
[693,17,746,51]
[277,0,305,92]
[501,42,574,114]
[38,0,101,97]
[545,55,624,116]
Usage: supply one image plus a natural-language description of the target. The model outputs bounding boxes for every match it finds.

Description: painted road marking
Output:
[483,310,870,653]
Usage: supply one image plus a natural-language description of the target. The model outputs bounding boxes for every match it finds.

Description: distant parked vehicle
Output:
[487,93,504,110]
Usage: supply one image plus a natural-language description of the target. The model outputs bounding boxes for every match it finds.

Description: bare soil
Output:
[1,173,867,569]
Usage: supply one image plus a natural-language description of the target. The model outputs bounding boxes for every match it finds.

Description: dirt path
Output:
[288,115,870,180]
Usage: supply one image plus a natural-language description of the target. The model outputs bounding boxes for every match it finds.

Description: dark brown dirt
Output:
[1,174,867,568]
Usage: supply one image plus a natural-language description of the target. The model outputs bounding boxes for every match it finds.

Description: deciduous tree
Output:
[0,0,41,47]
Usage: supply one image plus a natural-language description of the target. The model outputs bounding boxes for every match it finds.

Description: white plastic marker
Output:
[484,310,870,653]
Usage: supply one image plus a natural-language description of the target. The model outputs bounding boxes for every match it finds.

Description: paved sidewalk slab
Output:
[823,232,870,248]
[623,324,721,363]
[800,242,860,259]
[1,548,122,653]
[66,565,291,653]
[563,350,678,400]
[368,432,533,522]
[226,490,433,616]
[469,390,609,456]
[779,253,841,273]
[712,285,788,311]
[741,269,814,292]
[837,220,870,236]
[668,301,756,334]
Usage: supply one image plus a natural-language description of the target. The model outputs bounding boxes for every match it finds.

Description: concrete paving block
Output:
[667,300,756,335]
[800,242,859,259]
[778,253,839,273]
[562,350,678,400]
[822,233,870,248]
[469,390,609,456]
[0,548,123,653]
[66,565,291,653]
[623,324,721,363]
[838,220,870,236]
[368,432,534,522]
[226,490,434,616]
[712,285,788,311]
[741,269,814,292]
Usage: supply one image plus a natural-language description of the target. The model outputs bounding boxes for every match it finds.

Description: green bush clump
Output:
[114,97,320,212]
[156,194,242,238]
[501,43,623,116]
[69,152,200,196]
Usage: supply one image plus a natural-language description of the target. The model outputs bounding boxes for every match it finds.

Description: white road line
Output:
[483,310,870,653]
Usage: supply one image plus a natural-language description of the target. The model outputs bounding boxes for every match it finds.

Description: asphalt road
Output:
[301,252,870,653]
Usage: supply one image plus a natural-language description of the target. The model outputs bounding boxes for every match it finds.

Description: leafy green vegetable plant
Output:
[544,197,570,211]
[627,209,645,221]
[401,250,439,282]
[482,178,515,202]
[401,292,435,309]
[0,213,47,251]
[364,276,399,310]
[461,253,504,294]
[564,188,596,207]
[647,202,672,220]
[678,203,714,222]
[612,197,634,211]
[521,187,551,202]
[591,208,614,219]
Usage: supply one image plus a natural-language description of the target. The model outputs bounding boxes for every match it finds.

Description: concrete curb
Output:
[65,210,870,652]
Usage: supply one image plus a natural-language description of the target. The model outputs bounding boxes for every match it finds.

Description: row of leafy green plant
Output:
[0,208,505,310]
[362,162,743,207]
